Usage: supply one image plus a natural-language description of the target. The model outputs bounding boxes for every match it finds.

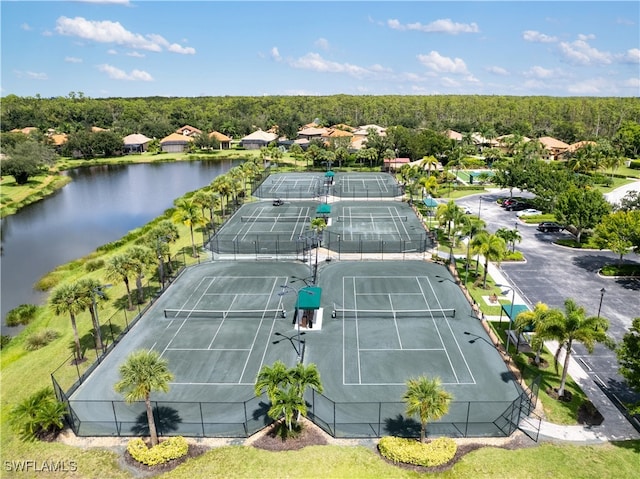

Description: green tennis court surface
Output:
[253,172,328,199]
[67,260,522,438]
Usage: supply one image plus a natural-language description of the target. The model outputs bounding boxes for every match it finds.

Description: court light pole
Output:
[597,288,606,318]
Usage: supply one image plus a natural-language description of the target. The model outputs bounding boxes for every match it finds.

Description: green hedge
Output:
[629,160,640,170]
[378,436,457,467]
[127,436,189,466]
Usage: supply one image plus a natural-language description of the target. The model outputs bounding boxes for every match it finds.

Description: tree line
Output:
[2,93,639,144]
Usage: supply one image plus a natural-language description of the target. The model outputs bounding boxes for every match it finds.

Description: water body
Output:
[0,160,238,333]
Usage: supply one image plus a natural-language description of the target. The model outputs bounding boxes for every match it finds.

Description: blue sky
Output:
[1,1,639,98]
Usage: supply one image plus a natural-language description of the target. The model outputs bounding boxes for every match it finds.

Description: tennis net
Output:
[240,216,311,223]
[164,308,283,320]
[334,308,456,319]
[337,215,408,222]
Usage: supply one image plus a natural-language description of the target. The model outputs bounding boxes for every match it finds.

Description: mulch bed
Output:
[252,421,328,451]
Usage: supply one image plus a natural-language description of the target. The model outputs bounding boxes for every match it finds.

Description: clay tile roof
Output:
[176,125,202,135]
[160,133,194,143]
[326,129,353,138]
[91,126,108,132]
[123,133,152,145]
[209,131,232,142]
[50,133,68,146]
[538,136,570,150]
[566,140,597,153]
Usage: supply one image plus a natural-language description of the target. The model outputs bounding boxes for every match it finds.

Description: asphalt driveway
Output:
[456,190,640,404]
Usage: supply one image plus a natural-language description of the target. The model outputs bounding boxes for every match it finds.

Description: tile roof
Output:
[209,131,232,142]
[160,133,194,144]
[241,130,278,142]
[537,136,570,150]
[123,133,152,145]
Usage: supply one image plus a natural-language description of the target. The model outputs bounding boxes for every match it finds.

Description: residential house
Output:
[9,127,38,135]
[208,131,232,149]
[176,125,202,137]
[383,157,411,172]
[537,136,570,160]
[160,132,194,153]
[123,133,152,153]
[240,130,278,150]
[297,126,328,141]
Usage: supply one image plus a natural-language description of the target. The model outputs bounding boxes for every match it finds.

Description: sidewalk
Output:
[487,262,640,443]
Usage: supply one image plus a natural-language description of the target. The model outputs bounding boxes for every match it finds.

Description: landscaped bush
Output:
[85,258,105,272]
[5,304,38,326]
[0,335,12,349]
[378,436,457,467]
[127,436,189,466]
[629,160,640,170]
[24,329,60,351]
[503,251,524,261]
[9,387,66,441]
[600,264,640,277]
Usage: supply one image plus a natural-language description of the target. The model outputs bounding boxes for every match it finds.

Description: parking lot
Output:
[456,191,640,404]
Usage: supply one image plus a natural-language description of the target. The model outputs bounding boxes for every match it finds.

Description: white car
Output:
[516,208,541,217]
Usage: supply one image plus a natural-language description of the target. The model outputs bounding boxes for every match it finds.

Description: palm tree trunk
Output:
[145,395,159,447]
[124,278,134,310]
[420,422,426,443]
[136,275,144,304]
[89,306,104,353]
[482,257,489,288]
[189,225,197,258]
[70,313,83,361]
[558,341,572,397]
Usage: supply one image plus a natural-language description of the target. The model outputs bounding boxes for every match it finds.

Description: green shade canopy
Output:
[325,171,335,177]
[296,286,322,310]
[501,304,532,331]
[316,204,332,214]
[423,197,438,207]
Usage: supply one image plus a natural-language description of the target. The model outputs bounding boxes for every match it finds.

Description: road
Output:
[455,188,640,405]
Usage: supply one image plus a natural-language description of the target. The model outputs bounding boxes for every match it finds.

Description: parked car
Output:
[537,222,564,232]
[501,198,517,208]
[506,202,530,211]
[272,198,284,206]
[516,208,542,217]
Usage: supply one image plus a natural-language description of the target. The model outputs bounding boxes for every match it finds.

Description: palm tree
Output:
[172,198,206,257]
[290,362,323,421]
[255,360,291,404]
[114,350,174,447]
[403,376,453,443]
[460,216,486,282]
[127,245,155,304]
[269,386,307,432]
[418,175,439,198]
[420,155,439,177]
[540,299,611,398]
[514,302,563,365]
[77,278,107,353]
[495,227,522,253]
[470,232,507,288]
[49,281,89,362]
[211,175,233,218]
[105,253,136,310]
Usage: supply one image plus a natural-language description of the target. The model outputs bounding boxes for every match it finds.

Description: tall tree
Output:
[540,299,611,398]
[127,245,156,304]
[114,350,174,447]
[172,198,206,258]
[593,210,640,264]
[514,302,563,365]
[49,282,89,362]
[470,232,507,288]
[495,227,522,253]
[555,186,611,244]
[617,317,640,408]
[3,140,56,184]
[105,254,136,310]
[403,376,453,443]
[77,278,108,353]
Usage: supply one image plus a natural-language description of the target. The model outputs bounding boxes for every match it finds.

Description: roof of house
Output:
[383,157,411,164]
[241,130,278,142]
[538,136,570,150]
[444,129,463,141]
[123,133,152,145]
[10,127,38,135]
[496,134,531,143]
[209,131,232,142]
[331,123,356,132]
[160,133,194,144]
[298,127,328,137]
[91,126,108,132]
[353,124,386,136]
[326,128,353,138]
[176,125,202,136]
[49,133,68,146]
[566,140,597,153]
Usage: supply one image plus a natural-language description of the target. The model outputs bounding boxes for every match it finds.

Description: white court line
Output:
[386,205,412,239]
[388,294,403,349]
[424,277,476,385]
[168,348,250,351]
[359,348,445,351]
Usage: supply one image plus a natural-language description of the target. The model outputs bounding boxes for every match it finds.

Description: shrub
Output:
[5,304,38,326]
[9,387,66,441]
[1,335,12,349]
[24,329,59,351]
[127,436,189,466]
[378,436,457,467]
[629,160,640,170]
[85,258,105,272]
[503,251,524,261]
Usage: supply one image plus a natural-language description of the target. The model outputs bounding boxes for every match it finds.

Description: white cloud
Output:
[388,18,479,34]
[487,66,509,76]
[21,23,32,31]
[15,70,48,80]
[522,30,558,43]
[524,65,555,79]
[314,38,330,50]
[417,51,468,74]
[288,52,387,78]
[55,16,195,54]
[619,48,640,64]
[623,77,640,89]
[567,78,604,95]
[107,49,118,55]
[270,47,281,61]
[126,51,145,58]
[97,64,153,81]
[558,37,612,65]
[65,56,83,63]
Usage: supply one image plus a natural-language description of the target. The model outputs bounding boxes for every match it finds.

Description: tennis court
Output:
[253,172,328,199]
[210,200,318,254]
[65,260,524,438]
[333,172,403,198]
[323,201,431,254]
